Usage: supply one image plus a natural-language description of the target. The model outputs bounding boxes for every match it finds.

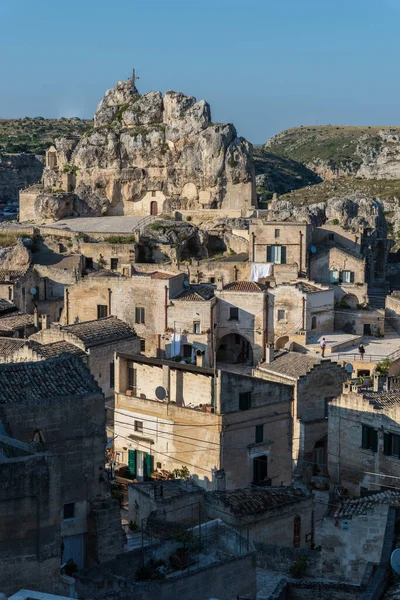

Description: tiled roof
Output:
[0,312,34,333]
[0,337,26,356]
[61,316,136,348]
[0,299,17,315]
[331,490,400,519]
[0,269,27,283]
[0,355,101,404]
[207,487,308,516]
[175,285,215,301]
[30,341,86,360]
[223,281,266,293]
[259,351,321,379]
[363,390,400,409]
[150,272,177,280]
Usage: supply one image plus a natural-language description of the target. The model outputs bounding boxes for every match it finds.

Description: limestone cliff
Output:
[32,75,255,221]
[0,153,43,202]
[265,125,400,181]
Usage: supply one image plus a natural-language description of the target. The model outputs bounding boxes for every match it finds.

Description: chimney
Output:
[217,277,224,291]
[373,374,387,393]
[264,343,274,364]
[196,349,205,367]
[41,314,50,330]
[33,307,39,329]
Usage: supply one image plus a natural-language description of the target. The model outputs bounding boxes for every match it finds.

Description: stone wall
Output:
[87,499,124,566]
[0,450,61,597]
[334,308,384,336]
[249,221,311,276]
[256,543,321,576]
[319,504,389,584]
[328,390,400,494]
[386,293,400,334]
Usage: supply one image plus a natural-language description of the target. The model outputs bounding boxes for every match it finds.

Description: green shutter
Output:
[362,425,369,449]
[128,449,137,478]
[144,453,154,480]
[384,432,392,456]
[350,272,355,283]
[281,246,287,264]
[267,246,272,262]
[371,429,378,453]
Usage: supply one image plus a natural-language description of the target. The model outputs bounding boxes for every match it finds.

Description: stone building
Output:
[29,316,139,398]
[0,337,86,364]
[205,487,314,547]
[113,352,293,490]
[249,221,311,281]
[127,480,314,549]
[215,280,268,365]
[0,355,123,585]
[328,381,400,496]
[268,281,334,348]
[0,432,61,596]
[386,292,400,334]
[257,351,347,482]
[60,270,187,358]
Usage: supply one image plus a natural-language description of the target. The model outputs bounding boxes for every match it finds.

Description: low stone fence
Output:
[256,543,321,578]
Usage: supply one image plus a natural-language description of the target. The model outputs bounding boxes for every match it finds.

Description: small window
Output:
[384,432,400,458]
[135,307,145,324]
[311,316,317,330]
[209,277,215,283]
[63,502,75,520]
[255,424,264,444]
[274,228,280,238]
[182,345,192,358]
[341,270,355,284]
[193,321,201,334]
[128,365,136,392]
[277,309,285,321]
[239,391,251,411]
[97,304,108,319]
[140,338,146,352]
[156,462,162,469]
[362,425,378,452]
[229,307,239,321]
[85,257,93,270]
[110,258,118,271]
[329,270,340,283]
[134,420,143,433]
[267,245,286,264]
[32,429,45,443]
[110,362,115,388]
[328,233,334,241]
[151,191,156,197]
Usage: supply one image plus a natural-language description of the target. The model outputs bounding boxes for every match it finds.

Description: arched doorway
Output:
[150,201,158,216]
[216,333,254,364]
[340,293,359,309]
[275,335,289,351]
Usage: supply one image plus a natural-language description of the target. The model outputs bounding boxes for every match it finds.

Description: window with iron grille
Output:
[140,338,146,352]
[97,305,108,319]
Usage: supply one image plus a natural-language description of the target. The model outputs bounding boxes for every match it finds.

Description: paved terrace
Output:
[47,215,154,233]
[308,330,400,364]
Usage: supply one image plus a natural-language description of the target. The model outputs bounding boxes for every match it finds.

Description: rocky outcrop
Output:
[266,194,387,233]
[0,241,31,273]
[34,191,76,221]
[33,75,255,221]
[0,153,43,202]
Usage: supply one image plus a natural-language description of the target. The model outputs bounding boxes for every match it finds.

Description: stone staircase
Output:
[368,282,387,309]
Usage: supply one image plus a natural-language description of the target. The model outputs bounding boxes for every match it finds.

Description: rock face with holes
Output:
[24,74,255,222]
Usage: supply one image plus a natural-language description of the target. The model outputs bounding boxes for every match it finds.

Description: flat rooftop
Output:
[45,215,151,233]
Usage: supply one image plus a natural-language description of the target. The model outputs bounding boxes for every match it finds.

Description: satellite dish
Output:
[30,287,37,295]
[155,386,167,400]
[310,246,317,254]
[391,549,400,574]
[183,279,190,288]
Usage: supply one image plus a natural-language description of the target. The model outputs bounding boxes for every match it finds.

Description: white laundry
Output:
[171,333,182,357]
[250,263,273,282]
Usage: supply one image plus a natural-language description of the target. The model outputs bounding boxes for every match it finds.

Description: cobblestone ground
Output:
[256,568,285,599]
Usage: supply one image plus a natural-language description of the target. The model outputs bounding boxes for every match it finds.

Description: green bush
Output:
[104,235,136,244]
[376,358,391,374]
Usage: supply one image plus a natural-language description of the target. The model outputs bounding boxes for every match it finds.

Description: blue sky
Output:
[1,0,399,143]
